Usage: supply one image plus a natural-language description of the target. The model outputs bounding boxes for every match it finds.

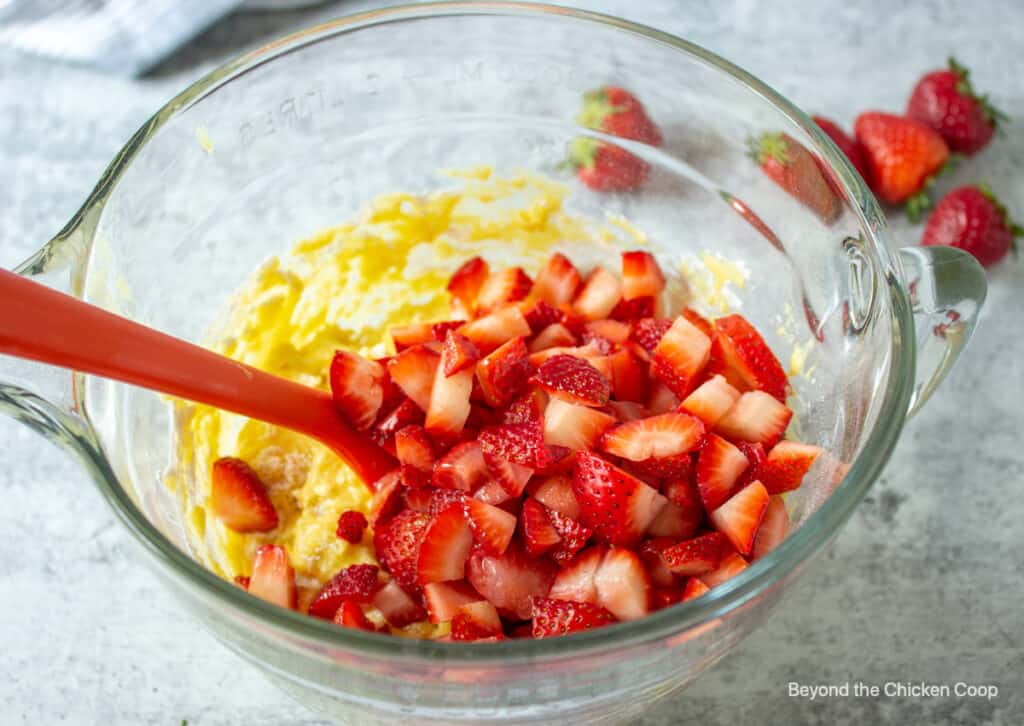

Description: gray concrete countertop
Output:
[1,1,1022,724]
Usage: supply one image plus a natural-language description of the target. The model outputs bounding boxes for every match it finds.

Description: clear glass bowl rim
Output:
[58,1,915,663]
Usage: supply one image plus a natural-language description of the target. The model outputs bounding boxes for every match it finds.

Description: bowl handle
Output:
[898,246,987,419]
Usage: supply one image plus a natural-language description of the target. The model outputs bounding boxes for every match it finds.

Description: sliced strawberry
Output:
[695,433,750,512]
[681,577,710,601]
[329,351,385,430]
[387,345,440,412]
[659,532,734,576]
[475,336,533,408]
[710,314,788,402]
[652,315,711,398]
[584,318,631,344]
[606,400,649,422]
[532,354,611,407]
[308,564,381,619]
[458,306,532,353]
[441,331,480,377]
[425,341,473,440]
[647,499,701,539]
[403,486,434,513]
[572,451,667,547]
[531,596,616,638]
[533,253,582,306]
[639,538,679,587]
[248,544,296,609]
[529,475,580,520]
[709,481,769,555]
[548,546,606,608]
[521,298,564,333]
[621,453,693,482]
[606,347,647,404]
[210,457,278,533]
[610,296,656,322]
[681,374,741,427]
[483,449,534,497]
[594,547,650,621]
[373,509,431,590]
[334,601,376,631]
[527,340,606,368]
[432,441,490,491]
[428,488,468,516]
[373,580,427,627]
[715,391,793,447]
[423,580,484,623]
[447,256,490,314]
[372,398,424,449]
[752,495,789,560]
[681,308,713,338]
[501,387,548,423]
[759,440,823,494]
[417,505,473,584]
[547,509,593,565]
[335,510,368,543]
[431,321,464,342]
[466,542,557,620]
[699,551,749,588]
[645,381,681,414]
[451,600,504,641]
[600,412,705,462]
[395,424,434,472]
[663,476,701,510]
[473,478,513,506]
[476,267,533,314]
[375,357,407,410]
[543,397,616,451]
[479,422,545,468]
[736,441,767,487]
[464,498,516,555]
[573,266,623,321]
[651,584,686,610]
[630,317,673,352]
[621,251,665,301]
[368,470,403,527]
[529,322,578,353]
[520,498,562,556]
[389,323,435,351]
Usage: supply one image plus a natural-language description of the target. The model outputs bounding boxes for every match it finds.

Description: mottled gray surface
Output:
[1,1,1023,724]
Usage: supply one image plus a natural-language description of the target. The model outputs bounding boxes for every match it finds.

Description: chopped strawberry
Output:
[695,433,750,512]
[425,340,473,440]
[652,315,711,398]
[543,398,616,451]
[681,577,710,601]
[681,374,741,427]
[639,538,679,587]
[466,542,557,620]
[309,564,382,619]
[621,452,693,482]
[234,576,250,590]
[476,336,533,408]
[663,476,702,510]
[610,295,656,321]
[458,306,532,353]
[651,584,685,610]
[600,412,705,461]
[389,323,435,351]
[329,351,386,430]
[479,422,545,468]
[548,545,606,604]
[441,331,480,377]
[373,509,431,590]
[736,442,767,487]
[659,532,734,577]
[572,451,666,547]
[501,388,548,424]
[630,317,673,352]
[606,400,649,422]
[431,321,465,342]
[483,449,534,497]
[681,308,713,338]
[403,486,433,513]
[520,498,563,557]
[334,601,376,631]
[248,544,296,609]
[522,298,564,333]
[335,510,368,543]
[423,580,485,623]
[709,481,769,555]
[752,495,789,560]
[700,551,749,588]
[372,398,424,452]
[432,441,490,491]
[451,600,504,641]
[532,354,611,407]
[533,253,583,306]
[373,580,427,627]
[759,440,823,494]
[547,509,593,564]
[647,499,701,539]
[476,267,533,314]
[715,391,793,447]
[529,475,581,520]
[428,488,468,516]
[584,318,631,344]
[534,445,575,477]
[710,315,788,402]
[527,340,606,368]
[621,251,665,301]
[531,596,616,638]
[594,547,650,621]
[608,347,649,403]
[395,424,434,473]
[417,505,474,584]
[573,266,623,321]
[473,478,513,506]
[210,457,278,533]
[368,470,403,527]
[464,498,516,555]
[447,256,490,314]
[375,357,407,410]
[529,322,577,352]
[387,345,440,412]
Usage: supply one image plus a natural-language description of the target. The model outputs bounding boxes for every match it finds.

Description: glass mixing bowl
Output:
[0,3,987,724]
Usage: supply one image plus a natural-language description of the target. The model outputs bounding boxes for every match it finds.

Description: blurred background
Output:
[1,1,1021,725]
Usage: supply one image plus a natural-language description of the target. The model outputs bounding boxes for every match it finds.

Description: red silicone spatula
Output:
[0,268,396,484]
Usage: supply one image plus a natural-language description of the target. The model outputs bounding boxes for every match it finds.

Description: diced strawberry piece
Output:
[532,354,611,407]
[308,564,381,619]
[759,440,823,494]
[608,347,648,404]
[573,267,622,321]
[427,488,467,516]
[520,498,562,557]
[482,449,534,497]
[459,306,532,353]
[335,510,368,543]
[651,584,686,610]
[543,398,616,451]
[681,577,710,601]
[373,580,427,627]
[368,470,403,526]
[431,321,465,342]
[480,421,545,468]
[441,331,480,377]
[533,253,582,306]
[647,499,701,539]
[527,340,606,368]
[372,398,424,449]
[695,433,750,512]
[464,498,516,555]
[711,314,788,402]
[451,600,504,641]
[548,545,607,604]
[630,318,673,352]
[373,509,431,590]
[210,457,278,533]
[639,538,678,587]
[390,323,435,351]
[645,381,680,414]
[234,576,250,590]
[387,345,440,412]
[531,596,616,638]
[659,532,734,576]
[663,476,701,509]
[606,400,649,422]
[473,478,513,506]
[535,445,575,476]
[329,351,386,430]
[752,495,789,560]
[600,412,705,461]
[395,424,434,472]
[248,544,296,609]
[622,453,693,482]
[584,318,630,343]
[476,336,533,408]
[432,441,490,491]
[529,475,580,520]
[417,505,473,585]
[521,298,564,334]
[737,442,767,487]
[572,452,667,547]
[476,267,533,314]
[425,341,473,440]
[547,509,593,565]
[681,308,713,337]
[375,357,407,411]
[423,580,485,623]
[529,322,577,352]
[447,256,490,314]
[466,542,557,620]
[334,601,376,631]
[715,391,793,447]
[699,551,749,588]
[709,481,769,555]
[621,251,665,301]
[652,315,711,398]
[403,486,434,513]
[594,547,650,621]
[501,388,548,425]
[610,295,656,321]
[681,376,739,428]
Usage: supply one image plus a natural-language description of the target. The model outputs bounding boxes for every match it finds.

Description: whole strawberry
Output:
[749,131,840,223]
[578,86,663,145]
[921,184,1021,267]
[854,112,949,219]
[812,116,871,182]
[907,58,1006,155]
[570,139,651,191]
[569,86,661,191]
